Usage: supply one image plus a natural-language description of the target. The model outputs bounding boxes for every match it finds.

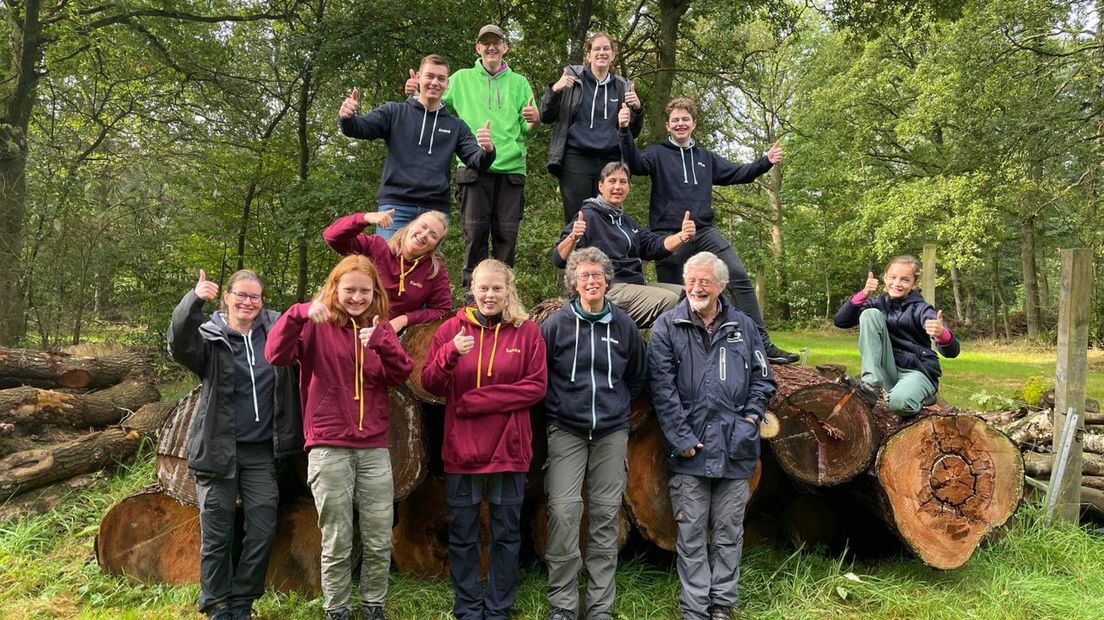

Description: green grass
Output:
[2,332,1104,618]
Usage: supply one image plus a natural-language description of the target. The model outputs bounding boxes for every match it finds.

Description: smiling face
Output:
[684,265,723,314]
[476,35,508,66]
[574,261,608,308]
[418,62,449,103]
[597,169,630,206]
[337,271,375,318]
[665,107,697,144]
[471,269,508,317]
[586,35,615,71]
[402,214,446,258]
[883,263,917,299]
[223,280,263,325]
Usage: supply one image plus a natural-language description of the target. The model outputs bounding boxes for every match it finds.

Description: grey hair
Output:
[598,160,631,182]
[564,247,614,293]
[682,251,729,288]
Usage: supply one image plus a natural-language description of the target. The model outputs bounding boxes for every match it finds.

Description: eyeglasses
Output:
[685,278,716,288]
[229,291,262,303]
[576,272,606,282]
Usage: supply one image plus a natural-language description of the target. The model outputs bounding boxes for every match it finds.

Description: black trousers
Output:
[194,441,278,613]
[557,152,610,224]
[458,170,525,290]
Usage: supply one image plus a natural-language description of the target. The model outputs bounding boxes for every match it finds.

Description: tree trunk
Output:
[529,493,631,558]
[156,386,203,504]
[392,476,491,578]
[766,165,790,320]
[950,266,964,323]
[0,346,154,389]
[1022,450,1104,477]
[566,0,595,63]
[0,379,160,432]
[1020,217,1040,337]
[647,0,690,143]
[399,318,448,405]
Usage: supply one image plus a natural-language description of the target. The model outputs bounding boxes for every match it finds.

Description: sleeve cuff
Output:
[850,291,868,305]
[936,327,953,345]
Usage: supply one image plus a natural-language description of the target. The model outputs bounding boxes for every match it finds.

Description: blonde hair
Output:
[471,259,528,326]
[386,210,448,279]
[884,255,922,280]
[315,255,389,327]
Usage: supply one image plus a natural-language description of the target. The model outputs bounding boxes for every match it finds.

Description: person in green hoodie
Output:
[405,24,540,292]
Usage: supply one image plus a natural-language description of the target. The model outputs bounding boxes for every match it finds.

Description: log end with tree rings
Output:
[265,500,322,596]
[529,494,632,558]
[388,386,428,501]
[95,486,201,585]
[875,414,1024,570]
[399,319,447,405]
[767,364,878,486]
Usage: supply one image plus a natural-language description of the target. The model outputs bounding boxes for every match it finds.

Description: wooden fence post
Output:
[1050,248,1092,523]
[921,244,937,306]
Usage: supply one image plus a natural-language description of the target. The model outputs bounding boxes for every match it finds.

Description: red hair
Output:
[315,255,389,326]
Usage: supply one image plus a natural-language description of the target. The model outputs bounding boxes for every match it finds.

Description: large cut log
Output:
[392,476,491,578]
[874,414,1023,570]
[96,487,323,594]
[0,472,100,522]
[1082,433,1104,455]
[766,364,878,486]
[156,386,204,505]
[624,417,761,551]
[400,319,447,405]
[1022,450,1104,477]
[529,494,631,558]
[1004,410,1053,448]
[0,346,153,389]
[0,401,175,500]
[0,379,160,433]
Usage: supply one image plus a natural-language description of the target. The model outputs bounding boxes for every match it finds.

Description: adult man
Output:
[408,25,539,290]
[648,251,777,620]
[618,98,799,364]
[339,54,495,239]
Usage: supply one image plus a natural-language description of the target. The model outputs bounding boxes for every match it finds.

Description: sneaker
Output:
[362,605,387,620]
[708,604,733,620]
[840,374,880,408]
[548,608,575,620]
[325,609,351,620]
[765,343,800,364]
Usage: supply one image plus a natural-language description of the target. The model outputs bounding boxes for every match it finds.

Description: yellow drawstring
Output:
[475,326,485,389]
[352,318,365,431]
[397,256,419,296]
[486,323,500,379]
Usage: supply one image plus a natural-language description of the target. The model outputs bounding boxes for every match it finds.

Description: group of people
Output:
[168,23,959,620]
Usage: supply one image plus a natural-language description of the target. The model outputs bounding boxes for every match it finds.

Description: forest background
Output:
[1,0,1101,350]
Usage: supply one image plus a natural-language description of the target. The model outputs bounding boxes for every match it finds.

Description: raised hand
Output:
[476,120,494,152]
[863,271,879,296]
[359,315,381,347]
[618,102,630,129]
[307,299,331,324]
[453,325,475,355]
[194,269,218,301]
[522,96,539,123]
[766,139,783,165]
[624,82,641,109]
[552,68,576,93]
[364,209,395,229]
[339,88,361,119]
[679,210,696,241]
[924,310,945,340]
[404,69,419,95]
[571,210,586,241]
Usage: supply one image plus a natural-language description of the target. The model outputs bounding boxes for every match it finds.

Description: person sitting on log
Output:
[552,160,696,329]
[421,259,548,620]
[540,247,648,620]
[618,97,799,364]
[168,269,303,620]
[833,255,960,415]
[264,255,413,620]
[324,210,452,334]
[648,251,777,620]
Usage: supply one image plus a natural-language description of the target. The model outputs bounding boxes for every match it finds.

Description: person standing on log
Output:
[168,269,303,620]
[648,251,777,620]
[323,210,452,334]
[618,97,799,365]
[539,32,644,223]
[833,255,959,415]
[540,247,647,620]
[552,161,696,328]
[264,255,413,620]
[340,54,496,240]
[421,259,548,620]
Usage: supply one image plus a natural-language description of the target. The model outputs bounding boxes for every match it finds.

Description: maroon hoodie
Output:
[421,307,547,474]
[323,214,452,326]
[265,302,413,449]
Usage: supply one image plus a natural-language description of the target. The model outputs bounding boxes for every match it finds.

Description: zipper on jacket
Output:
[588,323,597,440]
[719,347,727,382]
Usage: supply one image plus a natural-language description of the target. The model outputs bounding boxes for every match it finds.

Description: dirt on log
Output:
[0,346,153,389]
[0,379,160,433]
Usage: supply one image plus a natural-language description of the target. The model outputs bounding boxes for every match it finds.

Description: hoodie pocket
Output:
[307,386,352,439]
[727,416,760,462]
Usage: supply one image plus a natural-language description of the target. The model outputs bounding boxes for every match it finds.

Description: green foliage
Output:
[1019,375,1053,408]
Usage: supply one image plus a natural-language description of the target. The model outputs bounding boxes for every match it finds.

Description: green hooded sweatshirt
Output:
[442,59,535,176]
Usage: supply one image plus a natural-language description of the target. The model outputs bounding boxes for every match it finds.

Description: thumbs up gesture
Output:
[618,102,630,129]
[924,310,946,340]
[453,325,475,355]
[307,299,331,324]
[359,315,381,347]
[766,139,783,165]
[339,88,361,119]
[522,96,539,123]
[476,120,494,152]
[404,69,419,95]
[862,271,879,297]
[194,269,218,301]
[623,82,640,109]
[552,68,576,93]
[678,210,696,242]
[571,210,587,241]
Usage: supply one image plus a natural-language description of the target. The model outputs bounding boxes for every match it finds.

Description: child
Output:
[265,255,412,620]
[833,255,959,415]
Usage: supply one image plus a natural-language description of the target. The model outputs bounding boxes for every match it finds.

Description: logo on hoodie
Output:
[506,347,522,354]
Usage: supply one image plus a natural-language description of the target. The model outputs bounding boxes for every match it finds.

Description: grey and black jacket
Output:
[648,297,777,479]
[168,291,302,477]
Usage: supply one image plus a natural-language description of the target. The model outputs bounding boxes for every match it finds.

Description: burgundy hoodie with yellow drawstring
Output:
[265,302,413,449]
[421,307,547,474]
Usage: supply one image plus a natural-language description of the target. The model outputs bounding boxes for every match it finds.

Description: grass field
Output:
[1,333,1103,619]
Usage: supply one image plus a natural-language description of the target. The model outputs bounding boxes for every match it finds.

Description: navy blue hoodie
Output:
[339,97,495,211]
[619,129,773,232]
[541,300,648,439]
[833,290,960,388]
[551,196,671,284]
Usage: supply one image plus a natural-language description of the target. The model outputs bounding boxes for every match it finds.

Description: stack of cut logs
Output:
[0,345,167,520]
[92,305,1027,596]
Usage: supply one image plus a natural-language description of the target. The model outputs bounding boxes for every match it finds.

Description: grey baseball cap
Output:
[477,24,506,41]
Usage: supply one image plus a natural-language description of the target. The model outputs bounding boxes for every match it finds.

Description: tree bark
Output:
[1020,217,1040,337]
[566,0,595,63]
[647,0,690,143]
[1022,450,1104,477]
[529,493,631,558]
[0,346,154,389]
[766,165,790,320]
[399,318,448,405]
[392,476,491,578]
[0,379,160,432]
[950,266,964,323]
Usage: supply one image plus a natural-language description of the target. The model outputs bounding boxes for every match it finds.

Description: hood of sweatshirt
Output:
[581,195,623,218]
[659,136,702,185]
[581,66,612,129]
[403,96,447,155]
[475,59,512,109]
[458,306,505,389]
[206,311,274,433]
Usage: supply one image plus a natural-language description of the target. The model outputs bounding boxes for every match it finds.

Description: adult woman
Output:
[421,259,548,620]
[540,247,647,620]
[540,32,644,222]
[552,161,696,328]
[323,209,452,333]
[265,255,412,620]
[168,269,302,620]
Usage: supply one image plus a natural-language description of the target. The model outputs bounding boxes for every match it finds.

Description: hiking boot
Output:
[841,374,880,408]
[362,605,387,620]
[230,606,253,620]
[208,610,234,620]
[548,608,575,620]
[765,343,800,364]
[708,604,732,620]
[325,608,351,620]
